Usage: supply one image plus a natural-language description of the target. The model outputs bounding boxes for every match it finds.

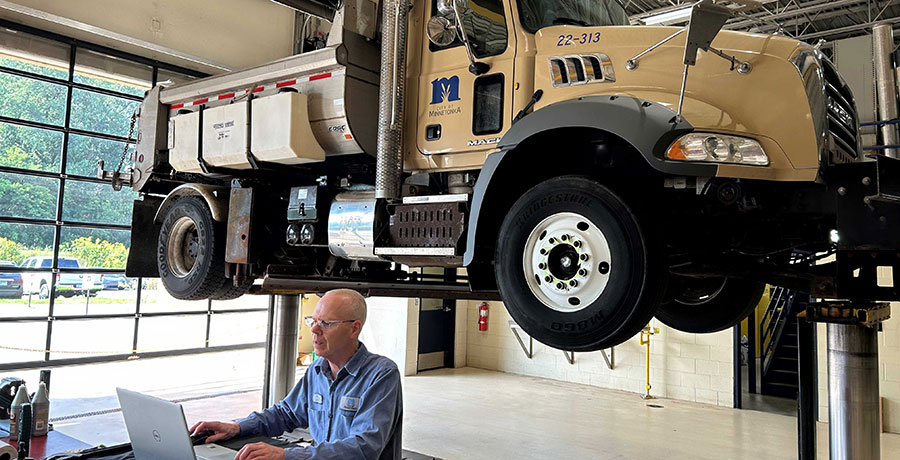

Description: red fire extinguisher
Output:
[478,303,489,332]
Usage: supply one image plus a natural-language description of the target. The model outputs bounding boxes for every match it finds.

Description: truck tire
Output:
[38,282,49,300]
[158,196,228,300]
[210,277,254,301]
[494,176,665,352]
[655,276,765,333]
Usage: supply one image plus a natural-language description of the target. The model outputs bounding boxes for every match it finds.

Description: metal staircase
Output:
[760,286,809,398]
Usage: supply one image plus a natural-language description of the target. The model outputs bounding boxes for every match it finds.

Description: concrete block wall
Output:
[464,300,734,407]
[816,301,900,433]
[357,297,418,377]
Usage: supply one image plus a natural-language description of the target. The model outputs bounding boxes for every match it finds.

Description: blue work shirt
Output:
[237,342,402,460]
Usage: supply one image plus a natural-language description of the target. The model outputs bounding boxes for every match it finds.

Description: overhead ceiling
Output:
[626,0,900,44]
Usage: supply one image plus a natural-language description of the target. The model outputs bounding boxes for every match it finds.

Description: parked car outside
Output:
[0,261,23,299]
[20,256,103,299]
[102,274,131,290]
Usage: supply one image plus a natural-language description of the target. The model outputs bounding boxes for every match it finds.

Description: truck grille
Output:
[821,58,860,164]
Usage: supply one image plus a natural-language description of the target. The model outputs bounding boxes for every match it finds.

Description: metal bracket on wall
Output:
[508,320,613,368]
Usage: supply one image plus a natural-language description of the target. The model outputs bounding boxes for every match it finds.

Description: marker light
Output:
[666,133,769,166]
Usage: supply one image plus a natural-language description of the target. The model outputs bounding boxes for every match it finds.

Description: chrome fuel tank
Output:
[327,190,385,261]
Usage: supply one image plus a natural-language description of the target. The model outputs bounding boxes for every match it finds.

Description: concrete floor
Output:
[7,352,900,459]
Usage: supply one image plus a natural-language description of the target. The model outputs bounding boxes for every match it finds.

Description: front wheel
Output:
[494,176,665,352]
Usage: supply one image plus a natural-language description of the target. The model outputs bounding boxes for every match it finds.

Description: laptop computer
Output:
[117,387,238,460]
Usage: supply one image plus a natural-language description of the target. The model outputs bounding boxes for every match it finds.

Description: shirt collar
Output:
[314,341,369,378]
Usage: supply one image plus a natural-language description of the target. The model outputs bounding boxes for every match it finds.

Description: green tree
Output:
[61,237,128,269]
[0,237,23,263]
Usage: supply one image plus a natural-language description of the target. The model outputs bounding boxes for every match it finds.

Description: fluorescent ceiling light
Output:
[641,6,693,25]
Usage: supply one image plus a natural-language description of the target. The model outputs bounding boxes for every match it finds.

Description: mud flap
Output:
[125,196,163,278]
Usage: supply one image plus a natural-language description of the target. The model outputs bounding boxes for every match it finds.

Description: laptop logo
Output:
[152,430,161,443]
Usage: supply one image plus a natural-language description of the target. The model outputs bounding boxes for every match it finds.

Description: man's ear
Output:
[352,320,362,337]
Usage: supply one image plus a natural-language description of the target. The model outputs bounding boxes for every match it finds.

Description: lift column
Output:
[802,302,891,460]
[263,294,301,407]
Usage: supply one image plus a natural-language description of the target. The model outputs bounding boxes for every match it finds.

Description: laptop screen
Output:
[116,388,200,460]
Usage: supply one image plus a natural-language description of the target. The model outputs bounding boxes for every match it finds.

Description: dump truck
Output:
[100,0,900,352]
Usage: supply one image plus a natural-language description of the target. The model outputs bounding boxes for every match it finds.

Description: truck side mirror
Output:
[437,0,467,16]
[683,0,733,66]
[427,16,457,46]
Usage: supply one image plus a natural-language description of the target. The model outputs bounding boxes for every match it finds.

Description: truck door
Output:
[416,0,517,160]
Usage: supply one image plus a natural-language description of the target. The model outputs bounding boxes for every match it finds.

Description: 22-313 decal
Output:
[557,32,601,46]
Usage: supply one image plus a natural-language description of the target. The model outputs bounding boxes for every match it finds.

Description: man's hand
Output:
[189,421,241,444]
[234,442,285,460]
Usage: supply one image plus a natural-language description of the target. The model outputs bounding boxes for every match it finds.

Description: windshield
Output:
[517,0,629,34]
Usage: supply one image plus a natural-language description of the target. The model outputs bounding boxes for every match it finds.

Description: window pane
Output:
[0,222,55,255]
[52,279,137,317]
[74,49,151,97]
[52,318,134,358]
[0,121,63,172]
[70,89,140,138]
[0,27,70,80]
[62,179,136,226]
[157,69,199,87]
[0,322,46,362]
[138,281,208,314]
[0,72,67,126]
[59,227,130,270]
[66,134,134,177]
[209,311,267,346]
[138,315,207,351]
[0,172,59,220]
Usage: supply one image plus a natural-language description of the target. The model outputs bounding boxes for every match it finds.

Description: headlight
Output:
[666,133,769,166]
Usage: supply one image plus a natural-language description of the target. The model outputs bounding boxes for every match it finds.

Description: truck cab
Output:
[106,0,900,352]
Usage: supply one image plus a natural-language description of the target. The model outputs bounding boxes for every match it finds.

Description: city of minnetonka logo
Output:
[430,75,460,104]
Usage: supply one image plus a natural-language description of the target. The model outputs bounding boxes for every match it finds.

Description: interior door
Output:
[416,0,518,156]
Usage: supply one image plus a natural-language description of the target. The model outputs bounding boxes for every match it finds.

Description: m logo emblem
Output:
[430,76,461,104]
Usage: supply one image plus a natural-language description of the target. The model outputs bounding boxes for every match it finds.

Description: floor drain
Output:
[647,404,664,408]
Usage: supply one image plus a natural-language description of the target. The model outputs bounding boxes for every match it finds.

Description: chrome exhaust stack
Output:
[375,0,410,200]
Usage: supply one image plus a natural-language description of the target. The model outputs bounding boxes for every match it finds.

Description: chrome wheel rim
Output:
[523,212,612,313]
[167,216,200,278]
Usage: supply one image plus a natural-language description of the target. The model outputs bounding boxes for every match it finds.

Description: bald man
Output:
[191,290,403,460]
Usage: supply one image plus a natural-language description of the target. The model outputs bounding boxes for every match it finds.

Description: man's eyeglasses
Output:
[304,316,357,330]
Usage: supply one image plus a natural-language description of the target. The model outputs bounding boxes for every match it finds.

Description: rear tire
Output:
[210,276,254,301]
[655,276,765,333]
[158,196,228,300]
[494,176,665,352]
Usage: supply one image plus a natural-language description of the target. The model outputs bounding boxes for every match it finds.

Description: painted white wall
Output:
[464,300,735,407]
[0,0,297,73]
[358,296,418,377]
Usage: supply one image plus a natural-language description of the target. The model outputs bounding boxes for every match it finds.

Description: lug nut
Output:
[548,237,555,244]
[573,240,581,248]
[561,235,568,241]
[580,253,589,261]
[538,262,546,270]
[569,280,578,287]
[578,269,587,276]
[545,276,552,283]
[540,248,547,255]
[556,282,565,289]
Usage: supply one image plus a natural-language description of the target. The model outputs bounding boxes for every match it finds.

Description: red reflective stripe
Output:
[344,134,353,140]
[309,73,331,81]
[218,93,235,100]
[192,98,208,105]
[252,87,264,93]
[276,80,297,88]
[170,104,185,109]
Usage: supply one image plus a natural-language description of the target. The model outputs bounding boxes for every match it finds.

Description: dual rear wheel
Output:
[157,197,252,301]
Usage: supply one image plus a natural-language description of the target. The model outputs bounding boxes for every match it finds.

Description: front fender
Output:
[463,96,712,269]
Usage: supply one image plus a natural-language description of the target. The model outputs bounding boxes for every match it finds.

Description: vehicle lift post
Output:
[262,294,300,407]
[797,302,890,460]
